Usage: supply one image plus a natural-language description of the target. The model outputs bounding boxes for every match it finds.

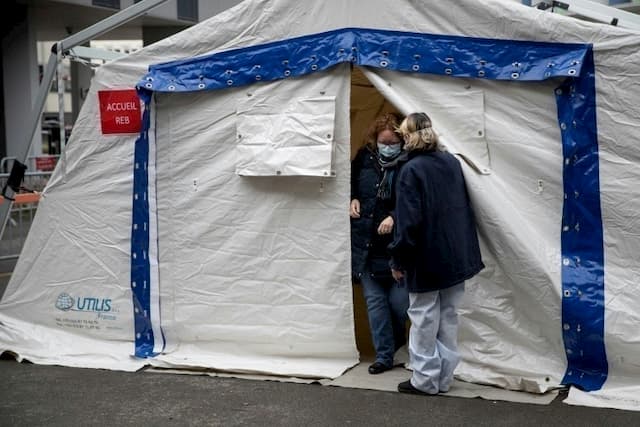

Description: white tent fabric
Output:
[1,0,640,411]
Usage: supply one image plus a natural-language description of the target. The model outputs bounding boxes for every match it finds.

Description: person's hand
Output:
[377,215,394,234]
[350,199,361,218]
[391,269,404,282]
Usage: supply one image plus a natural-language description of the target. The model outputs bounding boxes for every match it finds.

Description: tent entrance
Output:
[349,66,403,359]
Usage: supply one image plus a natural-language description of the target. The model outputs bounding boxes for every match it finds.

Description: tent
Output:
[1,0,640,411]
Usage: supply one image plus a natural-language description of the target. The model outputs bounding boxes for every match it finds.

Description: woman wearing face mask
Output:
[350,112,409,375]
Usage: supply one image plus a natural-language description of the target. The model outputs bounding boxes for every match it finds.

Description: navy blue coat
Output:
[350,146,400,282]
[388,150,484,293]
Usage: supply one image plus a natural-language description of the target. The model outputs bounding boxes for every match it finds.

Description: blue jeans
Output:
[361,265,409,367]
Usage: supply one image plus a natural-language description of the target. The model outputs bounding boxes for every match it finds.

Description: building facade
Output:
[1,0,240,164]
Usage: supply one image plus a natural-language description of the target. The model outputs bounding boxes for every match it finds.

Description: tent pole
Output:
[0,0,170,239]
[534,0,640,30]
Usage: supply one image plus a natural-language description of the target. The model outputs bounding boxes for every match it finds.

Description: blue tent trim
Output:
[132,27,606,390]
[130,107,164,358]
[136,27,588,100]
[557,47,607,391]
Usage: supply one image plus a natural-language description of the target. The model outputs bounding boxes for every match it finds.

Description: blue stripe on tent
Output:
[133,27,607,390]
[557,47,607,391]
[136,28,587,94]
[130,106,160,358]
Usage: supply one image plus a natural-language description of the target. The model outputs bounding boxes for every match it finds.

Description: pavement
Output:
[1,273,640,426]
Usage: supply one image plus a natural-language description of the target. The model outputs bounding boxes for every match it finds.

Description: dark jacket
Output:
[350,146,400,282]
[388,150,484,293]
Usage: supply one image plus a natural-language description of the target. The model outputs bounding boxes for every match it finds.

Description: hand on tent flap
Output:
[377,215,394,235]
[349,199,361,218]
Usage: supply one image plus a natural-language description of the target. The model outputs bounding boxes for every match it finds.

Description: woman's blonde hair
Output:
[364,112,403,150]
[397,112,439,152]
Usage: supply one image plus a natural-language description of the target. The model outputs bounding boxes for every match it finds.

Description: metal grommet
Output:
[284,70,291,77]
[145,83,153,89]
[568,69,576,76]
[311,64,318,71]
[198,83,205,89]
[478,70,485,77]
[381,50,389,57]
[560,122,567,130]
[253,64,261,69]
[564,290,571,297]
[445,68,452,75]
[168,84,175,91]
[380,60,388,67]
[338,48,345,54]
[413,54,421,60]
[555,88,563,95]
[225,69,232,75]
[226,79,233,86]
[479,60,486,66]
[511,72,519,79]
[412,64,420,71]
[146,77,154,82]
[255,75,262,81]
[512,62,521,68]
[446,57,454,63]
[282,60,289,66]
[545,72,551,78]
[571,60,581,65]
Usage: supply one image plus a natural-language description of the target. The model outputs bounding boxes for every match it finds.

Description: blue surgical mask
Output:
[377,143,402,158]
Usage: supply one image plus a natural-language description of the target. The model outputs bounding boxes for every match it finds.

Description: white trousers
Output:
[407,282,465,394]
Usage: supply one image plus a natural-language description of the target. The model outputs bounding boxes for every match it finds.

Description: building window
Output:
[93,0,121,9]
[178,0,198,22]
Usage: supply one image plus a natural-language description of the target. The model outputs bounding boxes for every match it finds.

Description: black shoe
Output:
[368,361,392,375]
[397,380,434,396]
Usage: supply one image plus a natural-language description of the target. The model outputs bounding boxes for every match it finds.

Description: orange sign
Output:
[98,89,142,134]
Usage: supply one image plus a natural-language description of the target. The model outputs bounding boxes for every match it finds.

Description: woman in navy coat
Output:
[389,112,484,395]
[350,113,409,375]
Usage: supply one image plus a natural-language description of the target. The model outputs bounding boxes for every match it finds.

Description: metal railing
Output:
[0,155,59,174]
[0,170,52,261]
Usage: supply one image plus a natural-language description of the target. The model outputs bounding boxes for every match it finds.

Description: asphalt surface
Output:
[1,273,640,426]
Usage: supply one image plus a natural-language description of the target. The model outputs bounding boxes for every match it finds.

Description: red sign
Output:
[35,156,58,171]
[98,89,142,134]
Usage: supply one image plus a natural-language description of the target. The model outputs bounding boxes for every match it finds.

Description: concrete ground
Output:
[1,274,640,426]
[2,358,640,427]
